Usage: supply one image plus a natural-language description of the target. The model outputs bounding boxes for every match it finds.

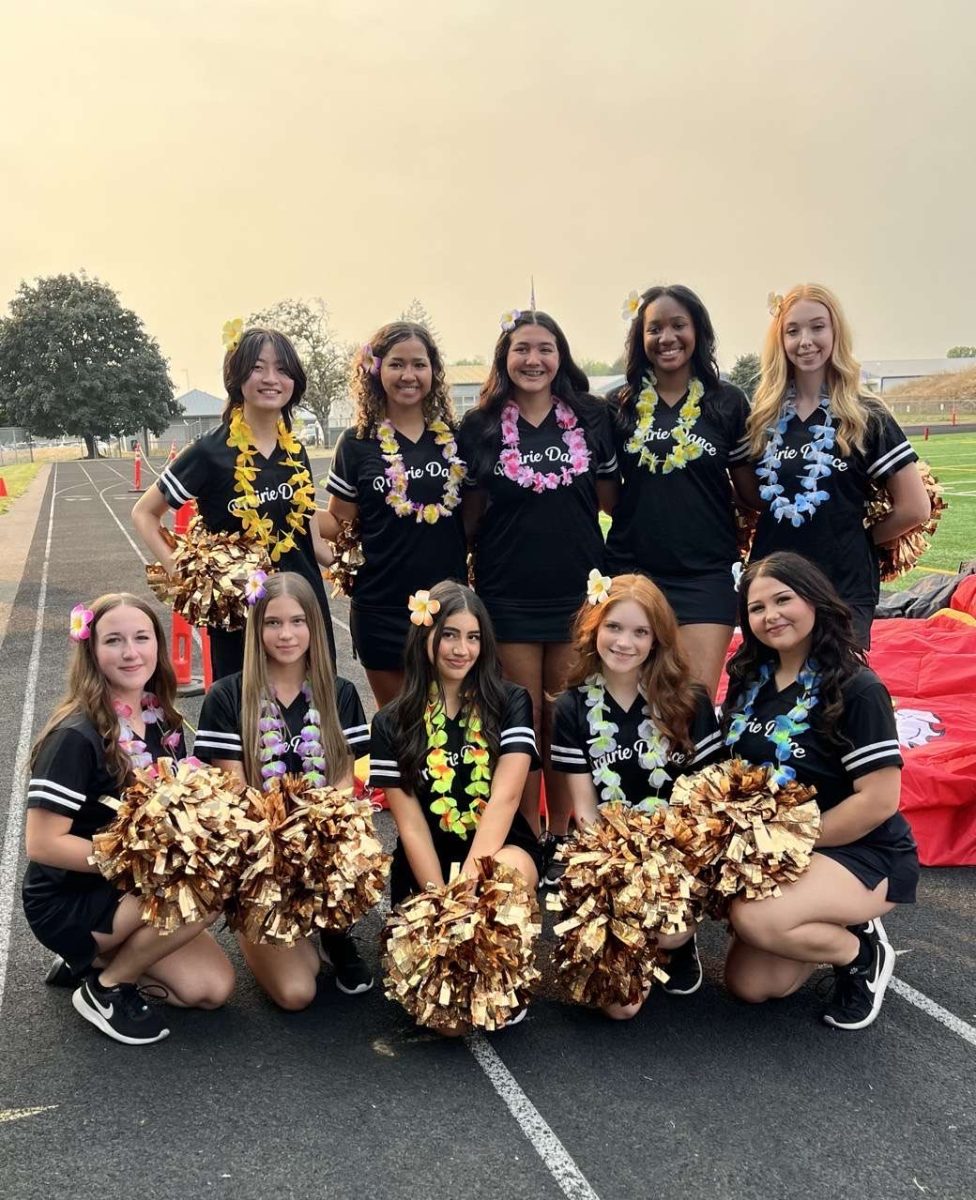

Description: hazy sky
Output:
[1,0,973,396]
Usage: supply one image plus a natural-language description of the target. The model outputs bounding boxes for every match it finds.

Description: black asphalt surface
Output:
[0,459,973,1200]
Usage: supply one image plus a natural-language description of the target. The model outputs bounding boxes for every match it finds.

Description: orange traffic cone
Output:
[0,477,7,498]
[130,444,144,493]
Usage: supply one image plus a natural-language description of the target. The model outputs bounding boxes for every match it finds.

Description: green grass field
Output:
[0,463,42,516]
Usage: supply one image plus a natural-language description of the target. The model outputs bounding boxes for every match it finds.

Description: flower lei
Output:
[115,693,181,771]
[424,691,491,838]
[625,374,705,474]
[499,399,590,493]
[257,682,327,789]
[377,418,466,524]
[583,675,670,811]
[725,660,820,786]
[757,388,835,526]
[227,409,317,562]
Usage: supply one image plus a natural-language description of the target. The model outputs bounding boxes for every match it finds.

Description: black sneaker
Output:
[45,955,82,987]
[660,934,703,995]
[72,977,170,1045]
[823,922,895,1031]
[319,932,374,995]
[538,834,568,889]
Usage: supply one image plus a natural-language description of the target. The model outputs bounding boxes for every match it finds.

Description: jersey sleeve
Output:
[687,689,725,767]
[336,677,370,756]
[157,437,215,509]
[456,413,487,488]
[500,686,540,766]
[325,430,360,504]
[589,402,619,478]
[839,672,903,780]
[27,727,98,816]
[193,680,243,762]
[368,708,403,790]
[550,690,590,774]
[864,409,918,485]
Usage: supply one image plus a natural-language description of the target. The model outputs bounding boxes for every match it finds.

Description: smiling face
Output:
[94,605,159,699]
[506,323,559,399]
[240,338,296,417]
[745,573,817,658]
[595,599,655,680]
[643,295,696,384]
[782,299,834,380]
[428,608,481,685]
[261,593,311,668]
[380,336,433,411]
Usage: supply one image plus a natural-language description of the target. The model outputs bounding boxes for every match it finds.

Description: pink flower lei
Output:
[499,399,590,493]
[114,692,182,772]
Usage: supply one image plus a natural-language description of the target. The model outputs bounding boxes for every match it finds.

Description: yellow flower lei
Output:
[625,375,705,474]
[424,691,491,838]
[227,408,317,562]
[377,418,466,525]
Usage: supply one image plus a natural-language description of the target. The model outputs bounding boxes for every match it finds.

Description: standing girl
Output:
[748,284,930,646]
[551,573,725,1015]
[607,285,755,697]
[194,572,372,1010]
[458,311,618,845]
[133,326,335,679]
[321,321,467,708]
[22,595,235,1045]
[722,553,918,1030]
[369,581,542,907]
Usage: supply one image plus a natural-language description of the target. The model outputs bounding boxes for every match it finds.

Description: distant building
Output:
[447,365,488,416]
[160,389,223,447]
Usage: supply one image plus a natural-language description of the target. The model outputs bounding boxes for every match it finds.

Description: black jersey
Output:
[156,423,329,612]
[727,667,915,855]
[325,426,468,606]
[750,406,918,607]
[457,399,617,614]
[606,381,751,577]
[551,684,724,805]
[24,713,187,893]
[193,671,369,771]
[370,683,539,847]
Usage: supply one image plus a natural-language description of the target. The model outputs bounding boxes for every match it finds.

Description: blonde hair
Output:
[748,283,888,457]
[240,573,351,787]
[30,594,182,788]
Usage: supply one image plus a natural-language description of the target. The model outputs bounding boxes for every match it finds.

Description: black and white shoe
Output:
[72,977,170,1045]
[319,932,374,995]
[660,935,703,995]
[823,921,895,1031]
[538,834,568,889]
[45,955,82,987]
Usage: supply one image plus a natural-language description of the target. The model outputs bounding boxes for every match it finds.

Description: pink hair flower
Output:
[244,570,268,606]
[69,604,94,642]
[362,343,381,376]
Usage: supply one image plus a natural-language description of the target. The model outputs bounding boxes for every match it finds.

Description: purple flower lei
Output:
[258,681,327,789]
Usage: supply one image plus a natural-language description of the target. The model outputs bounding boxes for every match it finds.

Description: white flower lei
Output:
[583,674,670,811]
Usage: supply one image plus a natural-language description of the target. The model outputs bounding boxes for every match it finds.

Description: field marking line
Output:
[76,464,148,565]
[0,466,56,1018]
[466,1033,601,1200]
[890,978,976,1049]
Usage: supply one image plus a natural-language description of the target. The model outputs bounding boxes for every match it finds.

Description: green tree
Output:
[729,352,762,400]
[400,298,439,341]
[580,359,616,377]
[946,345,976,358]
[0,273,178,458]
[248,298,351,436]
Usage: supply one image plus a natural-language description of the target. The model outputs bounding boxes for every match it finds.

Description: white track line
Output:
[0,466,56,1017]
[889,978,976,1048]
[466,1033,601,1200]
[76,463,149,565]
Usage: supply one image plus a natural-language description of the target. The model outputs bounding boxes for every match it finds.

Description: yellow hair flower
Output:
[409,590,441,626]
[222,318,244,353]
[767,291,784,318]
[621,290,641,321]
[586,568,612,606]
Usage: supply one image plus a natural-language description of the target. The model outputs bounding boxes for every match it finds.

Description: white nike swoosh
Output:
[90,993,114,1020]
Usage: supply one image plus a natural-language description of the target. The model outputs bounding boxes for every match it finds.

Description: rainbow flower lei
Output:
[625,375,705,474]
[499,399,590,492]
[424,690,491,838]
[377,418,466,524]
[725,660,820,786]
[115,693,181,771]
[257,682,327,789]
[583,675,670,811]
[227,409,317,562]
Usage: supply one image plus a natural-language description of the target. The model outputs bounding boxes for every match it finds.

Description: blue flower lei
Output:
[725,660,820,786]
[756,387,835,526]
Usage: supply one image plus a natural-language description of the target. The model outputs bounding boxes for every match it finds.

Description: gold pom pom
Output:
[383,859,540,1034]
[549,803,703,1008]
[90,758,250,932]
[325,519,365,599]
[230,775,390,946]
[865,462,947,582]
[146,514,273,630]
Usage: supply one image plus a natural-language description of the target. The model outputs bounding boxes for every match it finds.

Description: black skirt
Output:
[816,844,919,904]
[350,601,410,672]
[480,595,582,644]
[650,568,739,626]
[22,872,124,973]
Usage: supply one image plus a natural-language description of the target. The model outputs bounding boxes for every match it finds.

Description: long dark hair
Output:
[616,285,721,422]
[722,552,866,741]
[389,581,507,793]
[221,327,307,427]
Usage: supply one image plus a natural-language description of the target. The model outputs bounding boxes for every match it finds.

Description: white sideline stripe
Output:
[890,978,976,1049]
[466,1033,600,1200]
[77,464,149,566]
[0,465,56,1017]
